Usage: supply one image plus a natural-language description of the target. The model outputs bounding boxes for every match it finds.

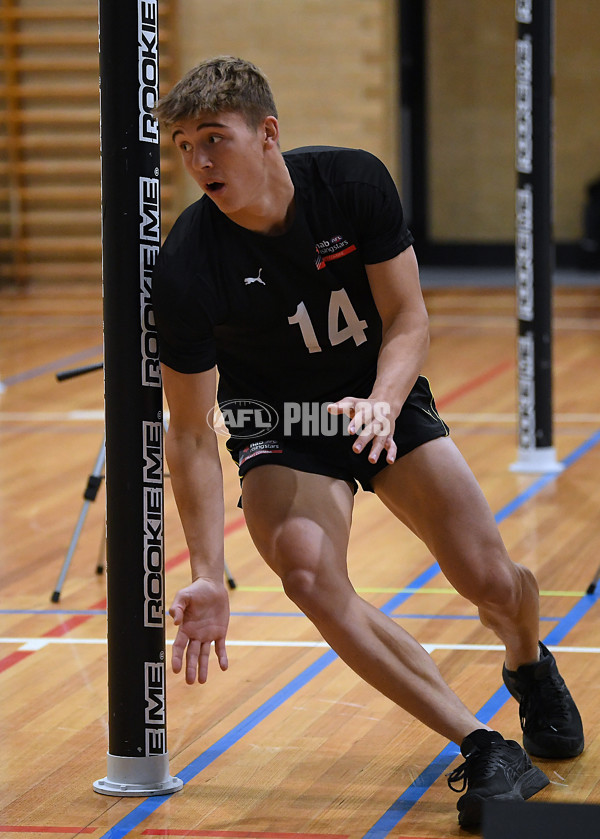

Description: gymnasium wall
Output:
[174,0,600,247]
[1,0,598,286]
[428,0,600,244]
[173,0,399,213]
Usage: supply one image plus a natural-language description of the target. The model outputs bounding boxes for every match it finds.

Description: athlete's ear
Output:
[263,116,280,148]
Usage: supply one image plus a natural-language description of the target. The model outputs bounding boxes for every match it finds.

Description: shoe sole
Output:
[458,766,550,829]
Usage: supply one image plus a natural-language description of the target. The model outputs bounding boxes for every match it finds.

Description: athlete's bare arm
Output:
[161,364,229,683]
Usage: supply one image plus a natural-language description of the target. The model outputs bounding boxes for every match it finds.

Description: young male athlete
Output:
[152,56,583,829]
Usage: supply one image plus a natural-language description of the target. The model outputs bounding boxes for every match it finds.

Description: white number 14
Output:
[288,288,368,354]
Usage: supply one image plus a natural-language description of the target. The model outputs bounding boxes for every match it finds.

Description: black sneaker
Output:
[502,642,584,758]
[447,729,549,829]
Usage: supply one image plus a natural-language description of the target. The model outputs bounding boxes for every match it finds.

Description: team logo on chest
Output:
[244,268,265,286]
[315,235,357,271]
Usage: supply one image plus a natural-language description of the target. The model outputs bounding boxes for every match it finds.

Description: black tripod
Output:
[587,568,600,595]
[51,362,236,601]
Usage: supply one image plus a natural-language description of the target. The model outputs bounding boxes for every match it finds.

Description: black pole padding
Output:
[399,0,427,244]
[94,0,181,796]
[101,0,163,758]
[513,0,560,473]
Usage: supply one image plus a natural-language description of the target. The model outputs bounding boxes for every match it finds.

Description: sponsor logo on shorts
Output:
[238,439,283,465]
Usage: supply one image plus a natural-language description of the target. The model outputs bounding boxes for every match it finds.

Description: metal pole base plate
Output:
[510,446,565,475]
[93,753,183,797]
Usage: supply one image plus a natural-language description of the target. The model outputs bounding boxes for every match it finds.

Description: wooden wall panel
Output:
[428,0,600,243]
[0,0,175,287]
[173,0,399,215]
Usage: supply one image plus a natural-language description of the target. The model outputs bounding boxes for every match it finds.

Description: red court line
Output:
[165,514,247,573]
[0,358,508,677]
[43,598,107,637]
[435,359,513,410]
[0,597,107,674]
[223,516,246,537]
[0,650,35,674]
[143,831,349,839]
[0,520,245,674]
[0,360,512,676]
[0,828,96,834]
[164,360,513,580]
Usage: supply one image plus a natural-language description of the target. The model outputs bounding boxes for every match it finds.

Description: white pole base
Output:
[510,446,564,474]
[93,752,183,797]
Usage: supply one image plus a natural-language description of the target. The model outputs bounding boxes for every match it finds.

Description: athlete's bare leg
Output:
[241,464,490,745]
[371,436,540,671]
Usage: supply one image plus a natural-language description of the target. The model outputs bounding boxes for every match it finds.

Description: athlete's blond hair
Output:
[154,55,278,129]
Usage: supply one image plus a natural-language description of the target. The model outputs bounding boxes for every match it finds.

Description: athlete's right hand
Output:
[169,577,230,684]
[327,396,397,464]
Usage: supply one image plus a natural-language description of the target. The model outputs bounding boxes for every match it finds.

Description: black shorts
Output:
[227,376,449,494]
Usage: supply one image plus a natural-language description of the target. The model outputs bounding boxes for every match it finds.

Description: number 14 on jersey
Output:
[288,288,368,354]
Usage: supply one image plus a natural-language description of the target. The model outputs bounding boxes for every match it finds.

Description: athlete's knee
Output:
[280,565,322,611]
[281,564,355,627]
[471,559,538,617]
[256,517,351,617]
[451,536,529,605]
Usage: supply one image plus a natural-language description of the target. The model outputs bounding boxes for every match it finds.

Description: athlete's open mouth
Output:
[206,182,225,194]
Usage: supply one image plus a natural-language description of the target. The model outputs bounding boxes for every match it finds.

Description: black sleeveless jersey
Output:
[153,146,414,437]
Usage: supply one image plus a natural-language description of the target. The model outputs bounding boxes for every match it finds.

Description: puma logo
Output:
[244,268,265,286]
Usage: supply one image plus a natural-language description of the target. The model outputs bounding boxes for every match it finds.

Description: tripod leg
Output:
[224,559,236,590]
[96,526,106,575]
[51,437,106,602]
[587,562,600,595]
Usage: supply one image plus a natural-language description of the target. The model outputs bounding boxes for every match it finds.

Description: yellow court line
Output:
[236,586,586,597]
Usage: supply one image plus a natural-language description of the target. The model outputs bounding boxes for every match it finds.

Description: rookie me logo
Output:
[138,0,159,144]
[208,399,391,439]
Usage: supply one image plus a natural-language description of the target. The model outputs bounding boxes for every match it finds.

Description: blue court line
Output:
[98,428,600,839]
[361,587,600,839]
[0,345,102,388]
[360,432,600,838]
[0,608,106,616]
[97,566,441,839]
[97,650,338,839]
[494,429,600,526]
[0,608,561,621]
[388,613,558,622]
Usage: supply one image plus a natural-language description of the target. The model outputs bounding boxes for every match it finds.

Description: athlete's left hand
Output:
[327,397,397,464]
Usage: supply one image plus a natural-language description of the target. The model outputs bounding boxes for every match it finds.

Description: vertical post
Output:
[512,0,563,474]
[399,0,427,244]
[94,0,182,797]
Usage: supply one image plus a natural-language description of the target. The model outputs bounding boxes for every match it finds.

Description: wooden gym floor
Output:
[1,276,599,838]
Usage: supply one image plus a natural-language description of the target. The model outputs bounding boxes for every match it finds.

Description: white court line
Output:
[3,637,600,654]
[443,413,600,424]
[0,410,105,422]
[429,315,600,331]
[1,410,599,425]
